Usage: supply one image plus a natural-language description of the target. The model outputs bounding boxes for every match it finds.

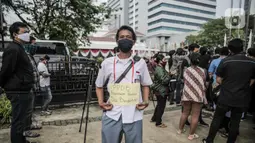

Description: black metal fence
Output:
[35,60,100,106]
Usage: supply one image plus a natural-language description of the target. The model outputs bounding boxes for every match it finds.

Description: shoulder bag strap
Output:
[115,56,141,84]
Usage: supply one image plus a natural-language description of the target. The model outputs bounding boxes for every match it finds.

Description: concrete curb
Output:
[41,106,182,126]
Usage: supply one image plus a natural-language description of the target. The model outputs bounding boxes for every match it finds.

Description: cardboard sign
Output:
[109,83,140,106]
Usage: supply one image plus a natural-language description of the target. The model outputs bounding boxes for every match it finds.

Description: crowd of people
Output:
[147,39,255,142]
[1,21,255,143]
[95,24,255,143]
[0,22,53,143]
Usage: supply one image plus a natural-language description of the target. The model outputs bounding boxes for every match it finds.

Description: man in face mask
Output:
[0,22,35,143]
[95,25,153,143]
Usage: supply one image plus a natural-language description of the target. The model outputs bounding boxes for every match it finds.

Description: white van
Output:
[0,38,71,63]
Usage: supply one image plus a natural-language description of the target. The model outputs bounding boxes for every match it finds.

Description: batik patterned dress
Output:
[182,66,206,103]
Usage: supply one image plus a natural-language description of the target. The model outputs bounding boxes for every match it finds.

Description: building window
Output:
[148,11,213,21]
[148,26,196,33]
[148,0,158,5]
[172,0,216,9]
[148,0,216,9]
[148,18,203,27]
[148,3,215,15]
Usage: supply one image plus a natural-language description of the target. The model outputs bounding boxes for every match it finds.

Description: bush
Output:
[0,94,11,124]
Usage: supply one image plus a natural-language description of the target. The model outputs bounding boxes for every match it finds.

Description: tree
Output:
[6,0,111,51]
[185,17,245,48]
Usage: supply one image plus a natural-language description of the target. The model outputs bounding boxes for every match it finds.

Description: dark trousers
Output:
[206,103,244,143]
[175,81,182,104]
[168,81,176,104]
[219,116,230,133]
[151,95,167,125]
[7,91,32,143]
[24,93,34,132]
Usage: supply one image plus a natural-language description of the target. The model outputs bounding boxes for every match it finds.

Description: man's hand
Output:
[136,102,149,110]
[99,102,113,111]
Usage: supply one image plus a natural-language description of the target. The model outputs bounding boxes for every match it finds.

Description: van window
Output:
[0,41,66,55]
[35,42,66,55]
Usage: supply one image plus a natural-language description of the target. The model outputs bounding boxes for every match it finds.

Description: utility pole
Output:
[238,0,242,38]
[244,0,252,50]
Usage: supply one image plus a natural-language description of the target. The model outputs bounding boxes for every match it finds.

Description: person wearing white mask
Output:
[0,22,35,143]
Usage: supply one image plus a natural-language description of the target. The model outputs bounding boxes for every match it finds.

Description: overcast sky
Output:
[216,0,245,18]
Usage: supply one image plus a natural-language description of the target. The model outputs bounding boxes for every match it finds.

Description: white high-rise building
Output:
[106,0,216,50]
[107,0,147,35]
[107,0,129,30]
[147,0,216,50]
[128,0,148,35]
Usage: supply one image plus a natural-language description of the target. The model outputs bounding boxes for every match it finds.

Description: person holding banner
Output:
[95,25,153,143]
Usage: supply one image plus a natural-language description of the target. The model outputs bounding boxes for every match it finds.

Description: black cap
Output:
[40,55,50,61]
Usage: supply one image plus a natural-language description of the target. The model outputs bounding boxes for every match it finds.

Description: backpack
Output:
[176,59,188,81]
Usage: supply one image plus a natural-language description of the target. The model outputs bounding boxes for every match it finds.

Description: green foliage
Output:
[185,17,245,48]
[8,0,111,51]
[0,94,11,124]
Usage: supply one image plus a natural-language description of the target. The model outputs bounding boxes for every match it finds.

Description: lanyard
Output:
[113,58,134,83]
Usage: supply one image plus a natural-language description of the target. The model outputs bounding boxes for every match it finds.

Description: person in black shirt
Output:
[199,47,211,69]
[247,48,255,128]
[0,22,35,143]
[203,39,255,143]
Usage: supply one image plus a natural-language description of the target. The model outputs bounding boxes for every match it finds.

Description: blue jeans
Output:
[41,86,52,111]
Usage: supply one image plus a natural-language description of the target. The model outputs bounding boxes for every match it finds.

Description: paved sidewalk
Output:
[0,109,254,143]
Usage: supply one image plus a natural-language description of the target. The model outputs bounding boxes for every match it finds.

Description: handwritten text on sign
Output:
[109,83,140,106]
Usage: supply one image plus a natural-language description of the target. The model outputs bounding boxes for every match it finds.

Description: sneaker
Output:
[199,120,209,127]
[23,130,40,138]
[202,139,207,143]
[41,111,51,116]
[46,109,52,114]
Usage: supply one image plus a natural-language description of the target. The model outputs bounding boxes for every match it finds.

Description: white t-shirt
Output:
[37,62,50,87]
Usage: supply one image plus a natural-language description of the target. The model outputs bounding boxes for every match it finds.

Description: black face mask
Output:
[117,39,133,53]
